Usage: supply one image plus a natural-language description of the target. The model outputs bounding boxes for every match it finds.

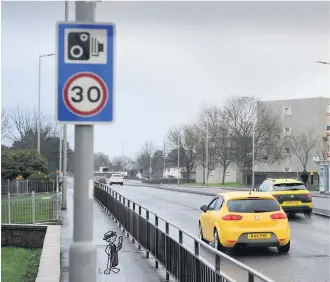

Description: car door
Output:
[205,197,225,241]
[210,197,225,239]
[200,197,218,241]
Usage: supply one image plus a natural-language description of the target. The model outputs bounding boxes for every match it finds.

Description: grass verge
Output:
[1,193,55,224]
[1,247,42,282]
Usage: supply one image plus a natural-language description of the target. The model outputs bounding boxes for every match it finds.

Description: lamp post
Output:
[242,96,257,189]
[37,53,55,154]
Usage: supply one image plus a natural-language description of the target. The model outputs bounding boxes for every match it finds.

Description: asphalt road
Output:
[108,183,330,282]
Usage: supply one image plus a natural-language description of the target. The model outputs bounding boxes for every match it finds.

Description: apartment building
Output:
[260,97,330,173]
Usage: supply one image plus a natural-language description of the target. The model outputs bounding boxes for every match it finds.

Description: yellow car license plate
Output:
[248,233,271,240]
[283,201,301,206]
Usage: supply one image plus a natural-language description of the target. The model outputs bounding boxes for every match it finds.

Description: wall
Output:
[1,224,46,248]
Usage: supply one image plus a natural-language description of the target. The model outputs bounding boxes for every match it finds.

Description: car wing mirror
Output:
[200,205,208,212]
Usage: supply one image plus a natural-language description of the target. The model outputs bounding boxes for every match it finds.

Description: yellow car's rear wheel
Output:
[277,240,290,254]
[214,229,225,252]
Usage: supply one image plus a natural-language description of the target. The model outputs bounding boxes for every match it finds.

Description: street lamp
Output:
[37,53,55,154]
[202,117,211,186]
[242,96,257,189]
[121,142,125,175]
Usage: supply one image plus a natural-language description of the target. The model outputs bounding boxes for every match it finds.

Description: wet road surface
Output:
[108,183,330,282]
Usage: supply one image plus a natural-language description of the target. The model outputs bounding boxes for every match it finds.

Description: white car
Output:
[109,173,124,185]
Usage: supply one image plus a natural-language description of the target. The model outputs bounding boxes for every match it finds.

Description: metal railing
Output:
[94,182,275,282]
[1,192,60,224]
[1,179,56,195]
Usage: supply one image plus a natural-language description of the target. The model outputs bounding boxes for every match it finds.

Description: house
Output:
[195,163,238,184]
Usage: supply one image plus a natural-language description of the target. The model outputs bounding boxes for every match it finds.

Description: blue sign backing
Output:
[56,22,115,124]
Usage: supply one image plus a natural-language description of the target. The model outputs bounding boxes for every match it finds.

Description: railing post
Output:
[16,180,19,194]
[194,239,200,281]
[138,206,142,249]
[7,179,10,193]
[123,198,129,237]
[26,179,29,193]
[32,191,36,224]
[146,210,150,259]
[155,216,159,269]
[214,253,221,282]
[8,192,11,224]
[178,230,183,281]
[165,222,170,281]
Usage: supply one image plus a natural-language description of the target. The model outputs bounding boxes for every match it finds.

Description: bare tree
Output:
[1,109,11,141]
[167,124,199,181]
[94,152,111,171]
[287,129,319,171]
[136,141,156,172]
[8,107,58,142]
[6,107,62,171]
[316,135,329,160]
[196,105,224,183]
[222,97,284,182]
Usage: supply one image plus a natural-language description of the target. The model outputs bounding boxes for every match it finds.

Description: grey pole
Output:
[58,125,62,194]
[69,2,96,282]
[62,125,68,209]
[177,134,180,185]
[122,142,125,175]
[206,121,209,186]
[296,158,299,179]
[61,0,69,210]
[163,137,166,178]
[149,148,152,180]
[37,55,41,154]
[252,98,257,189]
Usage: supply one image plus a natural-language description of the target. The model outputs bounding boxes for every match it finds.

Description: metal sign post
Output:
[56,2,115,281]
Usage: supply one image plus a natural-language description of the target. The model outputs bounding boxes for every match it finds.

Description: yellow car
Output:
[199,192,291,254]
[257,178,313,217]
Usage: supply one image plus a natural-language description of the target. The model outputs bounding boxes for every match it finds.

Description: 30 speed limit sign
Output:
[63,72,108,117]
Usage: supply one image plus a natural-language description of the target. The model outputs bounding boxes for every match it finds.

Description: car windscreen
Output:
[112,174,122,177]
[273,183,306,191]
[227,198,281,213]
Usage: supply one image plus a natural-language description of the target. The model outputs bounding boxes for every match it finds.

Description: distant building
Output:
[195,163,238,184]
[260,97,330,173]
[195,97,330,185]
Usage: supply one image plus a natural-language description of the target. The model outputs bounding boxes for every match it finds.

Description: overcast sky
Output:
[2,1,329,158]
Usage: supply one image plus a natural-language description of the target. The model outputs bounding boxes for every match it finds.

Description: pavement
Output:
[125,180,330,216]
[110,183,330,282]
[60,178,165,282]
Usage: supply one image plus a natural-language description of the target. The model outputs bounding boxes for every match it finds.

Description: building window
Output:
[284,127,292,135]
[283,106,292,116]
[285,147,290,155]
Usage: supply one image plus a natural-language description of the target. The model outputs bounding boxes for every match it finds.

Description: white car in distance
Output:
[109,173,124,186]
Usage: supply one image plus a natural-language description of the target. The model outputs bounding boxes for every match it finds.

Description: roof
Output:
[217,191,275,200]
[265,178,302,184]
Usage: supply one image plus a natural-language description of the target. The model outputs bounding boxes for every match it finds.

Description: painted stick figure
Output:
[103,231,123,274]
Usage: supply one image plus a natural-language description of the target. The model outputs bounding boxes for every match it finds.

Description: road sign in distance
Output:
[63,72,108,117]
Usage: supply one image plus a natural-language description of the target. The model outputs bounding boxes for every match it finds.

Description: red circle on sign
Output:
[63,72,108,116]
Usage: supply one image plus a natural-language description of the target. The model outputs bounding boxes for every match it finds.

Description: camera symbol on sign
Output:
[67,31,104,61]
